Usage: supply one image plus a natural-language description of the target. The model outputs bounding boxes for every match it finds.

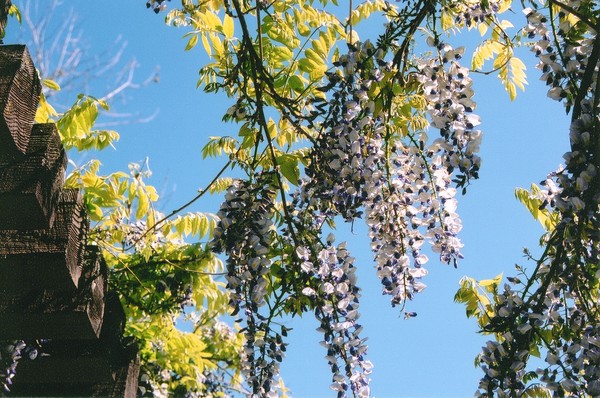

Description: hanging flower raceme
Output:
[303,40,388,222]
[210,173,286,396]
[296,237,372,398]
[361,42,478,311]
[474,2,600,396]
[298,39,472,313]
[366,137,465,309]
[522,3,597,111]
[414,43,482,188]
[286,187,372,397]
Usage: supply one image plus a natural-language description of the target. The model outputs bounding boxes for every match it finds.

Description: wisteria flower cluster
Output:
[143,0,600,395]
[523,5,596,111]
[297,239,372,398]
[474,1,600,396]
[414,43,482,187]
[302,40,388,222]
[366,139,464,307]
[0,340,38,394]
[444,0,504,27]
[210,173,287,396]
[274,36,478,394]
[288,180,373,396]
[522,3,599,218]
[174,7,488,396]
[300,39,475,312]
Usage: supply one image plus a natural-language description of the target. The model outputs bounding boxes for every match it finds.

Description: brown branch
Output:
[124,158,233,250]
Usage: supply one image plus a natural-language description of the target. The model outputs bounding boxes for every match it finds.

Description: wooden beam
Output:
[10,345,140,398]
[0,45,41,159]
[0,189,88,291]
[0,123,66,230]
[0,246,107,340]
[11,299,140,397]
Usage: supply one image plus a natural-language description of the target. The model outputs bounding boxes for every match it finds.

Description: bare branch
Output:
[17,0,159,126]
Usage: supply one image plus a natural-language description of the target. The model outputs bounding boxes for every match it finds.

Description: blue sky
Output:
[6,2,570,397]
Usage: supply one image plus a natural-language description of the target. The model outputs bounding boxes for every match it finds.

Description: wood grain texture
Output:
[0,246,107,339]
[10,346,140,398]
[0,189,88,290]
[11,319,140,397]
[0,45,41,158]
[0,44,140,397]
[10,342,139,396]
[0,123,67,229]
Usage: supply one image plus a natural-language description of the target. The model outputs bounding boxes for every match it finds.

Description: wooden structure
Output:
[0,45,139,397]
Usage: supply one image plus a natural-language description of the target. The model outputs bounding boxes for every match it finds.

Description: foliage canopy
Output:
[2,0,600,396]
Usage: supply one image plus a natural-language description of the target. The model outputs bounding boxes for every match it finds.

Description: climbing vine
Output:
[3,0,598,396]
[144,0,600,396]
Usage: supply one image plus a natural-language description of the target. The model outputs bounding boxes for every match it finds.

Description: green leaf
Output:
[223,14,234,38]
[86,202,103,221]
[277,154,300,186]
[267,118,278,139]
[42,79,61,91]
[8,5,22,24]
[523,386,551,398]
[209,177,234,193]
[136,185,149,219]
[201,34,212,56]
[479,273,503,293]
[185,34,199,51]
[515,185,557,231]
[35,92,58,123]
[288,75,304,93]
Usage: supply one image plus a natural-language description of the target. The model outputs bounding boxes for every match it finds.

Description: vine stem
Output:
[572,20,600,120]
[348,0,353,44]
[231,0,300,246]
[124,158,233,250]
[549,0,596,29]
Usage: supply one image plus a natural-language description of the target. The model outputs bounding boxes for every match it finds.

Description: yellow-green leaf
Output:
[42,79,61,91]
[223,14,234,38]
[136,186,149,219]
[277,154,300,186]
[185,34,199,51]
[267,118,277,139]
[201,34,212,56]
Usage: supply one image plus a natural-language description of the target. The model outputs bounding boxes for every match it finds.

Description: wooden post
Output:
[0,189,88,290]
[0,45,41,159]
[0,123,66,229]
[0,43,139,397]
[11,297,140,397]
[0,246,107,340]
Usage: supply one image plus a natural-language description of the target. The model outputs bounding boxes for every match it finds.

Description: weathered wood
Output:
[80,245,108,334]
[0,246,107,339]
[12,340,115,386]
[0,45,41,159]
[99,291,126,344]
[96,295,141,398]
[11,302,139,397]
[10,345,139,398]
[0,310,101,340]
[0,44,140,398]
[0,123,66,230]
[99,348,140,398]
[0,189,88,291]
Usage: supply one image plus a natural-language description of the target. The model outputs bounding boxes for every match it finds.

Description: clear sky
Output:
[6,2,570,397]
